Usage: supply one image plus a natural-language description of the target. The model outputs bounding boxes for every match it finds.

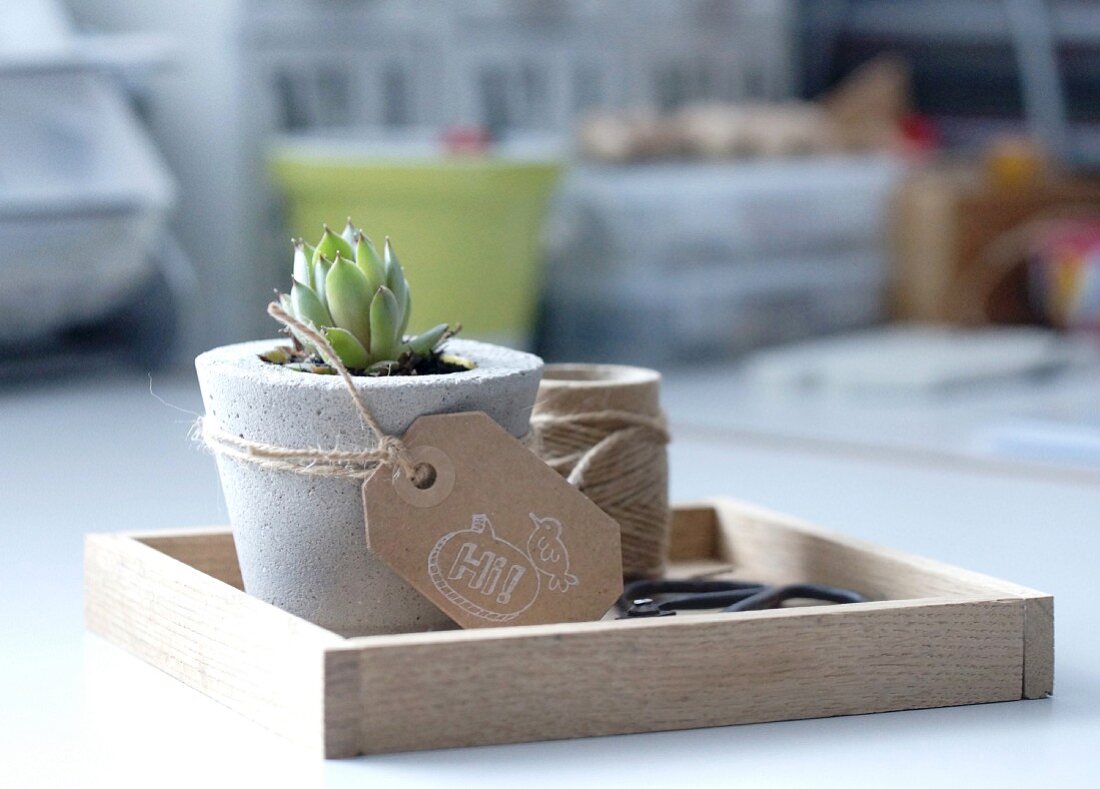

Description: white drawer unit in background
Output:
[538,156,906,366]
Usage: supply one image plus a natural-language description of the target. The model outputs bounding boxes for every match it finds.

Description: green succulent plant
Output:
[274,219,456,374]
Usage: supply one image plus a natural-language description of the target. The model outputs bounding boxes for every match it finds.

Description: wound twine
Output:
[198,301,419,482]
[530,369,671,579]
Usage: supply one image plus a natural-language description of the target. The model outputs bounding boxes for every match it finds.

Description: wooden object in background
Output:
[893,163,1100,324]
[84,499,1053,758]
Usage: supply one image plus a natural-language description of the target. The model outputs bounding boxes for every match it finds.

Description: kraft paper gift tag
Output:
[363,412,623,629]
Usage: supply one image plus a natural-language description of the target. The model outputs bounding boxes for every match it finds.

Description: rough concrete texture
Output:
[195,338,543,637]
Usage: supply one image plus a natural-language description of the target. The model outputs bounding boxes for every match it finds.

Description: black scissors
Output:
[616,577,866,618]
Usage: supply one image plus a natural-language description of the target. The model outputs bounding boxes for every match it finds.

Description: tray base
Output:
[84,499,1053,757]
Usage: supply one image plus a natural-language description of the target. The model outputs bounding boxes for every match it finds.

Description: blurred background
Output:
[7,5,1100,779]
[4,0,1100,470]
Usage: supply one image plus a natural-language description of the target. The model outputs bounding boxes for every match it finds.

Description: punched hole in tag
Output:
[411,462,437,490]
[391,444,455,508]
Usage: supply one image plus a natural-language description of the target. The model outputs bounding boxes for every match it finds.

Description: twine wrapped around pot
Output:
[200,302,422,481]
[530,364,671,579]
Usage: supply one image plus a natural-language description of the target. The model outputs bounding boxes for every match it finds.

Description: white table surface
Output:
[662,361,1100,476]
[3,371,1098,788]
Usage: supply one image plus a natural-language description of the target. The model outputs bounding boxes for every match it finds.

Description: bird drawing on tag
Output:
[527,514,579,592]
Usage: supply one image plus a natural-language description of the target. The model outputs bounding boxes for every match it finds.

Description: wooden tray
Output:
[83,498,1053,758]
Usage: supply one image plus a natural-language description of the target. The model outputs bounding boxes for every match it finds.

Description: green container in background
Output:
[269,140,562,346]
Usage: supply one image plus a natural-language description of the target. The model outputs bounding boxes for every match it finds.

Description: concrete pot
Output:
[195,338,543,637]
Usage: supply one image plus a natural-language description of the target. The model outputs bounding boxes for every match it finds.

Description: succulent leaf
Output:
[259,346,291,365]
[340,217,359,246]
[324,327,370,369]
[325,255,374,349]
[405,323,449,355]
[354,231,386,293]
[369,286,401,360]
[313,225,354,266]
[383,237,410,327]
[383,238,407,291]
[290,279,332,328]
[292,239,312,288]
[280,290,317,354]
[312,256,332,308]
[398,285,412,338]
[440,353,475,370]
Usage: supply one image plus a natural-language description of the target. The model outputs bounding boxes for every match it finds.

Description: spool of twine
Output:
[530,364,671,579]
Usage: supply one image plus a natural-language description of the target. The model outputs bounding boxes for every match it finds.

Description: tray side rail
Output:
[84,532,343,756]
[330,596,1025,755]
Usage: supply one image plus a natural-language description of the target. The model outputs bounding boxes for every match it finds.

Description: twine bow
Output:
[198,302,420,482]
